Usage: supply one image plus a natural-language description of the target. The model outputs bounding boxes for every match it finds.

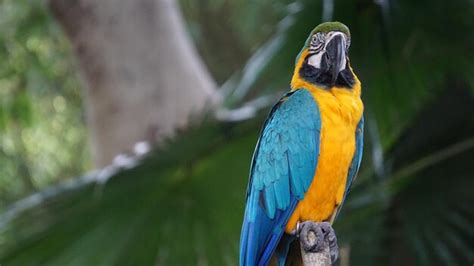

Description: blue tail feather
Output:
[240,198,298,266]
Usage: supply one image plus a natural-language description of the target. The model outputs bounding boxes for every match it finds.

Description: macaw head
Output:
[293,21,355,89]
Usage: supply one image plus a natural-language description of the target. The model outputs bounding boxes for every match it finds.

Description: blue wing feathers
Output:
[240,89,321,266]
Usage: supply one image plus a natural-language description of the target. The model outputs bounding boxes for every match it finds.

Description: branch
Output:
[298,221,338,266]
[49,0,219,166]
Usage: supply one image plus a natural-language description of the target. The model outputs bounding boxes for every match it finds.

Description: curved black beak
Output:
[324,34,346,84]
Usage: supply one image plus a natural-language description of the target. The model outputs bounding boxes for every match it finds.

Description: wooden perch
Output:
[298,221,338,266]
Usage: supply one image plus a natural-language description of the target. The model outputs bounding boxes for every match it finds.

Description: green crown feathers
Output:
[303,21,351,47]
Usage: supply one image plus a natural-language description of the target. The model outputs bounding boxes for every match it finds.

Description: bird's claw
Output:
[296,221,339,264]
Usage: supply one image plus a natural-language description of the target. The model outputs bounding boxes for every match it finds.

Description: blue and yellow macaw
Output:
[240,22,364,265]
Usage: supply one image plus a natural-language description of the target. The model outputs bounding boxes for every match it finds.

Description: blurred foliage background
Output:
[0,0,473,265]
[0,0,89,208]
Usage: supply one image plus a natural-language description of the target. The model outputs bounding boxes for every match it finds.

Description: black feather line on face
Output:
[299,54,355,89]
[336,65,356,88]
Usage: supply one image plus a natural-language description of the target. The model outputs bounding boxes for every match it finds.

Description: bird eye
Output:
[309,33,324,53]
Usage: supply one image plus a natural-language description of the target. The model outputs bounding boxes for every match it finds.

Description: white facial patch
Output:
[308,52,323,68]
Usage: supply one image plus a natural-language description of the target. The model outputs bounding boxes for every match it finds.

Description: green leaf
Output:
[0,121,259,265]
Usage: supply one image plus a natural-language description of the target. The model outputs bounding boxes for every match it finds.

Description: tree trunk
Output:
[49,0,218,167]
